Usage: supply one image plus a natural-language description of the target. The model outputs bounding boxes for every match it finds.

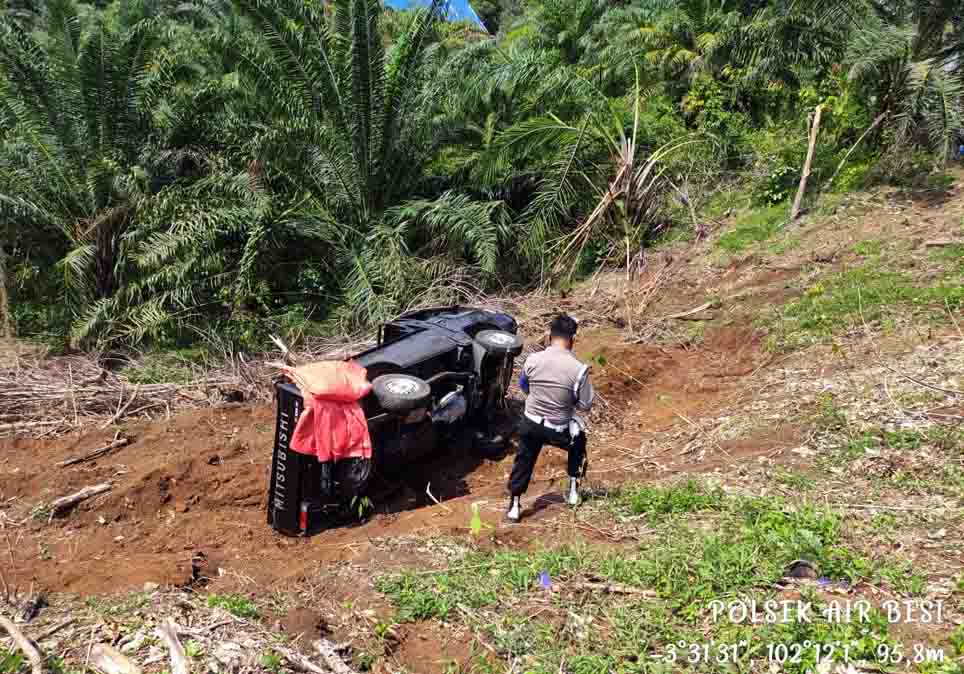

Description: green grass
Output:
[123,349,209,385]
[206,593,259,619]
[774,262,964,348]
[375,483,923,674]
[767,233,802,255]
[773,469,816,490]
[716,204,787,253]
[1,650,24,674]
[259,652,283,674]
[930,243,964,270]
[854,239,884,257]
[609,480,726,518]
[83,592,151,617]
[836,426,963,462]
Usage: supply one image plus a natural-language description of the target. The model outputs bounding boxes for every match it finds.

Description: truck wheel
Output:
[372,374,431,414]
[475,330,524,356]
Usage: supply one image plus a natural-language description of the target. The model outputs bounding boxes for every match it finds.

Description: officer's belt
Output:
[524,412,570,433]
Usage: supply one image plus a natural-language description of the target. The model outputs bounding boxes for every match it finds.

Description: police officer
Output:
[507,314,593,522]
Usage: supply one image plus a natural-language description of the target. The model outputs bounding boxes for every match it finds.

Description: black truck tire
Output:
[372,374,432,414]
[475,330,524,356]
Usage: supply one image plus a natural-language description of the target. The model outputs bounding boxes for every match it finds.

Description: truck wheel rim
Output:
[386,379,419,396]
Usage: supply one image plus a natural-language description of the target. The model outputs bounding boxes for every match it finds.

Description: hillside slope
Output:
[1,177,962,674]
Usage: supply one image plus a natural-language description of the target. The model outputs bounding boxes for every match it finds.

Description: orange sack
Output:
[283,361,374,462]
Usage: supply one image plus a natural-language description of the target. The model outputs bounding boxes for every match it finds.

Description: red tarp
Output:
[282,361,374,462]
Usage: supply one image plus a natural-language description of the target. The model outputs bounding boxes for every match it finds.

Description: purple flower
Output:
[538,570,551,589]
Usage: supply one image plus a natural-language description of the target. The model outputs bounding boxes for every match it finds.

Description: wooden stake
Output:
[791,104,824,221]
[0,614,44,674]
[49,483,112,516]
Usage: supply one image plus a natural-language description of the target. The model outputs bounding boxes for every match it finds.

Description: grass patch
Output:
[609,480,726,518]
[854,239,884,257]
[775,262,964,348]
[376,483,921,673]
[716,204,787,253]
[0,650,24,674]
[930,243,964,270]
[83,592,151,617]
[773,469,816,490]
[206,593,259,619]
[259,652,283,673]
[123,348,210,385]
[767,234,802,255]
[379,484,912,617]
[835,426,963,462]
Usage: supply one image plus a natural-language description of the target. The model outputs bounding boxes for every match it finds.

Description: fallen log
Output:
[0,421,60,431]
[58,437,130,467]
[0,614,44,674]
[314,639,357,674]
[90,644,143,674]
[155,619,188,674]
[660,302,716,321]
[282,649,330,674]
[50,483,111,515]
[924,239,963,248]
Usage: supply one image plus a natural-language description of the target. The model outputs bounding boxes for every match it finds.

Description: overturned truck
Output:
[267,306,524,535]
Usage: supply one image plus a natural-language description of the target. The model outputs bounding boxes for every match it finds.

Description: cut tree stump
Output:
[49,483,112,515]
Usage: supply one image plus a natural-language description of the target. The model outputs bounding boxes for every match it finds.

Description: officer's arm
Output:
[575,366,593,411]
[519,359,531,395]
[519,370,529,395]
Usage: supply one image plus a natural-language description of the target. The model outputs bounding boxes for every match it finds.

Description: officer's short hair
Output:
[549,314,578,339]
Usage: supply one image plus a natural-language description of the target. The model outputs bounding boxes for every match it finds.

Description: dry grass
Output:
[0,336,374,438]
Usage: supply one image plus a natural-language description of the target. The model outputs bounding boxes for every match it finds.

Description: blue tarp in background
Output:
[383,0,486,30]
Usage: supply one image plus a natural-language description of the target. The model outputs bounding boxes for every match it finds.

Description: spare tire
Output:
[372,374,431,414]
[475,330,524,356]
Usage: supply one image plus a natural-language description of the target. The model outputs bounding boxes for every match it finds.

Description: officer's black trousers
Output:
[509,416,587,496]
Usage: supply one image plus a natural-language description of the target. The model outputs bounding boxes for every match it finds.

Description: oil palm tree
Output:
[484,70,702,283]
[771,0,964,166]
[233,0,512,330]
[590,0,742,87]
[0,0,167,345]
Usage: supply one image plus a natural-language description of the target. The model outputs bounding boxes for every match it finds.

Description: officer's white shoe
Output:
[506,496,522,523]
[566,478,581,506]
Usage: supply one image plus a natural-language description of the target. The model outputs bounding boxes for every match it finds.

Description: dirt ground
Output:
[0,316,770,596]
